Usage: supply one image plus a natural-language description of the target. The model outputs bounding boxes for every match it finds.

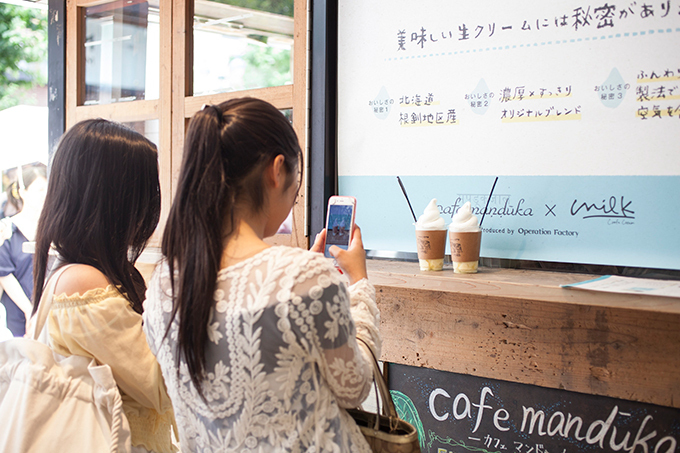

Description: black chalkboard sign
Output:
[387,363,680,453]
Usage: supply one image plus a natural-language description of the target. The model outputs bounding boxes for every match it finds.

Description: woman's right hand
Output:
[328,225,368,285]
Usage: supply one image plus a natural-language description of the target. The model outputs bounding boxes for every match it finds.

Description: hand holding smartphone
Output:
[323,196,356,258]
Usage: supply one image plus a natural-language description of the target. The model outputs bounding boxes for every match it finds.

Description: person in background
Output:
[0,164,47,337]
[31,119,176,453]
[2,186,19,218]
[0,305,12,341]
[143,98,381,452]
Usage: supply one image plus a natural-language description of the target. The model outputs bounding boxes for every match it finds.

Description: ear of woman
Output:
[268,155,288,189]
[260,154,296,239]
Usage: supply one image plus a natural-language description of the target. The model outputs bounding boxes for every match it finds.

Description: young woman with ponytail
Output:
[143,98,382,452]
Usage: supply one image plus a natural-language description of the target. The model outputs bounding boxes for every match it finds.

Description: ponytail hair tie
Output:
[201,104,223,125]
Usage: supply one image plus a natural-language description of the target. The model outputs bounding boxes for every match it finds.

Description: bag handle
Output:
[29,264,76,341]
[356,337,400,432]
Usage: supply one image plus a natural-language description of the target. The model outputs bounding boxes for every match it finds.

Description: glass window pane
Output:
[122,119,160,146]
[193,0,294,96]
[83,0,160,105]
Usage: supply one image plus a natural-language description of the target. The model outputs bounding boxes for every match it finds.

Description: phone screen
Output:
[324,203,354,257]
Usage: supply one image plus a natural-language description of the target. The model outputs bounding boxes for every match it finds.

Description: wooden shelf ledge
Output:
[367,259,680,408]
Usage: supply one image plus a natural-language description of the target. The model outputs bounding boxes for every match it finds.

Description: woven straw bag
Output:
[348,339,420,453]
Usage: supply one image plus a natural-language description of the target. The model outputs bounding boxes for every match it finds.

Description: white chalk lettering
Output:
[627,415,657,453]
[426,387,676,453]
[453,393,472,420]
[654,436,677,453]
[610,425,632,451]
[586,406,618,448]
[518,405,676,452]
[521,407,547,436]
[471,387,494,433]
[493,408,510,432]
[429,388,450,421]
[548,411,566,436]
[428,386,503,433]
[565,413,587,441]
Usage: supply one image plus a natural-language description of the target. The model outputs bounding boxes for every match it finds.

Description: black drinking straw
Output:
[396,176,417,222]
[479,177,498,227]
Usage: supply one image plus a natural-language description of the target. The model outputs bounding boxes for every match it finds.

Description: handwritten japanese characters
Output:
[596,68,630,108]
[393,92,457,127]
[396,1,679,52]
[500,106,581,123]
[636,66,680,119]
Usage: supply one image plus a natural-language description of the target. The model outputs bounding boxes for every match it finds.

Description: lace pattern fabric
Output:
[144,246,381,452]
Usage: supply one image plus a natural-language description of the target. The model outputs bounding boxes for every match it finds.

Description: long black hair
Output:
[163,97,302,395]
[32,119,161,314]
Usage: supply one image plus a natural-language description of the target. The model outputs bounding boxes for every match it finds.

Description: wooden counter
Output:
[368,259,680,408]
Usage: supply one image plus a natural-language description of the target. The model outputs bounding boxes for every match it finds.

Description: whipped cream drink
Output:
[415,199,447,271]
[449,202,480,232]
[449,202,482,273]
[416,198,446,230]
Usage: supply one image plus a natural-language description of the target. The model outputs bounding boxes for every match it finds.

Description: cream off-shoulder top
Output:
[47,285,177,453]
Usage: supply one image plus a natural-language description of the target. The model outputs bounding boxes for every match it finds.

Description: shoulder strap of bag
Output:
[356,337,399,421]
[29,264,77,341]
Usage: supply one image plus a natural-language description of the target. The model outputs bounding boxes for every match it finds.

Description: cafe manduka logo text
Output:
[439,196,533,219]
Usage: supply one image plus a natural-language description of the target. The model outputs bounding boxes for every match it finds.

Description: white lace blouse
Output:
[143,246,382,452]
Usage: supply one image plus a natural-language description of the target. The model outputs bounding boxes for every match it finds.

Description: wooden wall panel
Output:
[291,0,308,249]
[155,0,173,246]
[170,0,190,194]
[370,261,680,409]
[73,100,159,122]
[184,85,293,118]
[65,0,78,129]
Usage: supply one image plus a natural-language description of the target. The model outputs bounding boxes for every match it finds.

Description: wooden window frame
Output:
[65,0,309,248]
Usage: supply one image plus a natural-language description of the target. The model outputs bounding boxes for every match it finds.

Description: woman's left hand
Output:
[309,229,327,254]
[310,226,368,285]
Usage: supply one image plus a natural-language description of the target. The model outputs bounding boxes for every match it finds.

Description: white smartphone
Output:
[324,196,357,258]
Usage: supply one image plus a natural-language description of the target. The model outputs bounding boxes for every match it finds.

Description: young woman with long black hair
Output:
[32,119,176,453]
[143,98,381,452]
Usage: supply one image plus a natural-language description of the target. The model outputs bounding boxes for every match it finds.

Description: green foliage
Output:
[0,84,30,111]
[0,4,47,109]
[391,390,427,451]
[213,0,293,17]
[240,43,291,89]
